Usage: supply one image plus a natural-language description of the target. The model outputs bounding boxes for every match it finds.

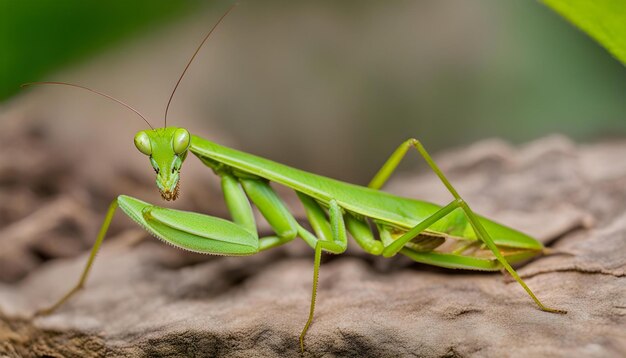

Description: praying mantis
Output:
[23,5,566,352]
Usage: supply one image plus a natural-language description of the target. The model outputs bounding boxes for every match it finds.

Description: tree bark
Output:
[0,135,624,357]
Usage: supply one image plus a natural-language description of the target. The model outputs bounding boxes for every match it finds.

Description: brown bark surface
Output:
[0,127,624,357]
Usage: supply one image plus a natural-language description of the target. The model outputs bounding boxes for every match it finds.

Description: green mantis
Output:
[24,6,566,352]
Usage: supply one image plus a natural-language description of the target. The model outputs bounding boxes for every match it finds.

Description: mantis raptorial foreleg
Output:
[369,138,566,314]
[297,198,348,352]
[219,172,297,251]
[220,173,256,233]
[36,174,302,317]
[35,193,261,316]
[235,177,300,251]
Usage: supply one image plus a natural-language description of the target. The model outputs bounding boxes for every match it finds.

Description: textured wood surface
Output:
[0,134,625,357]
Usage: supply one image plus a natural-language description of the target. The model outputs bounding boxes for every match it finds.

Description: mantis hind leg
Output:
[35,199,119,316]
[458,201,566,313]
[372,139,566,314]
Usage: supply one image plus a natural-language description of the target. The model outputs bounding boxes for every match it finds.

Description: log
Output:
[0,136,625,357]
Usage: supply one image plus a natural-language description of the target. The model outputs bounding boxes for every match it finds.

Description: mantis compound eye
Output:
[172,128,190,154]
[134,131,152,156]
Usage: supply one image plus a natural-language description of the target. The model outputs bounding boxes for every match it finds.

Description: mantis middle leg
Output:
[228,175,354,350]
[296,196,348,352]
[34,200,119,316]
[370,139,565,314]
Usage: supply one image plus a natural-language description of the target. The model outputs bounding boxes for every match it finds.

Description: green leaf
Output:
[542,0,626,66]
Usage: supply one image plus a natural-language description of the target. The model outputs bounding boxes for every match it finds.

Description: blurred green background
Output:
[1,0,625,183]
[0,0,199,99]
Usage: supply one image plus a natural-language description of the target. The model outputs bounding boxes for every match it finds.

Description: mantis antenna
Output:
[21,81,154,129]
[163,3,237,127]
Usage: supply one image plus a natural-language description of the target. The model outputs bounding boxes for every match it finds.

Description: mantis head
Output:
[134,127,191,201]
[23,6,236,202]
